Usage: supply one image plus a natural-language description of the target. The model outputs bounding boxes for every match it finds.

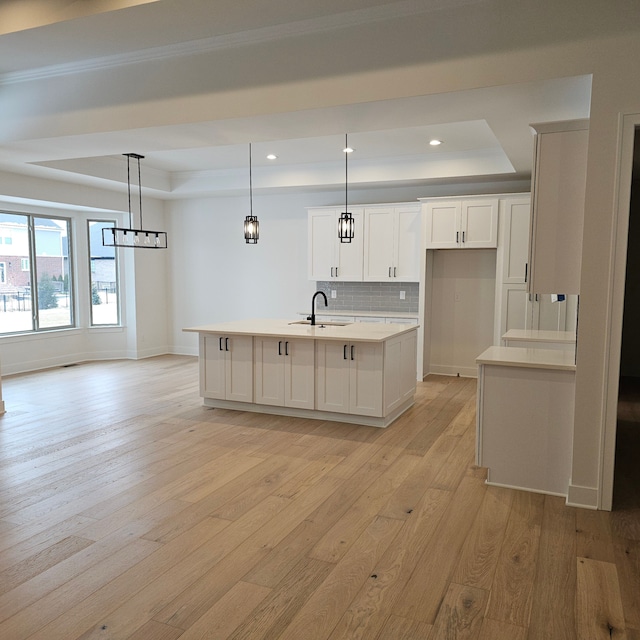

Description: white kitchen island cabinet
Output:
[316,340,384,416]
[200,333,253,402]
[476,346,576,497]
[185,319,418,428]
[254,337,315,410]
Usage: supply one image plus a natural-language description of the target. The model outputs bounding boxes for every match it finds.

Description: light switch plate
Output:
[331,290,337,299]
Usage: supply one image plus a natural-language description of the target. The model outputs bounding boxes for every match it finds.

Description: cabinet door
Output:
[201,334,226,399]
[529,125,588,294]
[425,201,461,249]
[315,341,350,414]
[308,209,337,280]
[500,284,535,338]
[349,342,384,417]
[363,207,396,281]
[502,198,531,284]
[336,208,364,280]
[284,339,315,410]
[254,337,284,406]
[225,335,254,402]
[395,207,421,281]
[461,199,498,248]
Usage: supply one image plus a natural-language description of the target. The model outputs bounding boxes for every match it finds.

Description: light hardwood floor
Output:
[0,355,637,640]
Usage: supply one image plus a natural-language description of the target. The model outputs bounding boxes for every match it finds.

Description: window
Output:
[88,220,119,326]
[0,212,74,334]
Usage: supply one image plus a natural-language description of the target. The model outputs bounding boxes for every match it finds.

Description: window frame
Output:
[87,219,121,327]
[0,210,75,336]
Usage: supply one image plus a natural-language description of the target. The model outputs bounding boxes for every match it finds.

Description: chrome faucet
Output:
[309,291,328,326]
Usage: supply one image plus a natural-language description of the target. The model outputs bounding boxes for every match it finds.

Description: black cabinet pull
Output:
[331,267,334,277]
[343,344,348,360]
[456,231,459,243]
[394,267,397,277]
[285,341,289,356]
[335,266,338,277]
[462,231,465,243]
[524,262,528,283]
[219,337,224,351]
[225,337,229,351]
[351,345,355,361]
[278,340,282,356]
[389,267,392,277]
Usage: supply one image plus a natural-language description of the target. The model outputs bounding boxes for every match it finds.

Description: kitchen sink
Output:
[289,320,350,326]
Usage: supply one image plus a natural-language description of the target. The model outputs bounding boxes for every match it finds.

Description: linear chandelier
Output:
[338,134,355,243]
[102,153,168,249]
[244,143,259,244]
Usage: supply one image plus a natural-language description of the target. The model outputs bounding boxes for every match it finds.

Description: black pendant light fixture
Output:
[244,143,259,244]
[102,153,167,249]
[102,153,168,249]
[338,134,355,243]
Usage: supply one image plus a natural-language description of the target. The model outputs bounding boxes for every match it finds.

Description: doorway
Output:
[614,126,640,510]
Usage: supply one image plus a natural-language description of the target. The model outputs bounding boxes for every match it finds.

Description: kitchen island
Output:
[184,319,418,427]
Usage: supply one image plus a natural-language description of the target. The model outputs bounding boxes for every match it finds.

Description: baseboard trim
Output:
[566,483,599,510]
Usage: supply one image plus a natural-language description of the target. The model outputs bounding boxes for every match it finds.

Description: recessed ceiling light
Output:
[343,146,354,153]
[266,154,277,160]
[429,139,443,146]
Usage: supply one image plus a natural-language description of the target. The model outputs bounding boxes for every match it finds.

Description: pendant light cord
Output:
[249,143,253,217]
[137,155,143,230]
[126,153,144,230]
[345,133,348,211]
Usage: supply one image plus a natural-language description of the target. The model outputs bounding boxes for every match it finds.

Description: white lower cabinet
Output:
[254,337,315,410]
[201,334,253,402]
[316,340,384,417]
[315,332,416,418]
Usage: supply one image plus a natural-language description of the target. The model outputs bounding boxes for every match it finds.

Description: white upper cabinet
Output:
[307,207,364,281]
[363,204,421,281]
[424,198,498,249]
[501,197,531,284]
[528,119,589,294]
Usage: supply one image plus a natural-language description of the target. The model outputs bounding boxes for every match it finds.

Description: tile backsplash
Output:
[316,281,419,314]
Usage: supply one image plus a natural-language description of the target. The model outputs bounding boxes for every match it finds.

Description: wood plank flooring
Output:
[0,355,637,639]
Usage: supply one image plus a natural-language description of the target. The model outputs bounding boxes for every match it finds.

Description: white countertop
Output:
[476,346,576,371]
[502,329,576,344]
[184,318,418,342]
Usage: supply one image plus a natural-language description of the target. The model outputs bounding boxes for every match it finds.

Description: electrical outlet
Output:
[400,290,406,300]
[331,290,337,299]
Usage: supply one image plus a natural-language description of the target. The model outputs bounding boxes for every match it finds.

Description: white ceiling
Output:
[0,0,592,200]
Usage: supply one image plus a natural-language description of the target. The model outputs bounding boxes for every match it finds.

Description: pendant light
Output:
[244,143,259,244]
[338,134,355,243]
[102,153,168,249]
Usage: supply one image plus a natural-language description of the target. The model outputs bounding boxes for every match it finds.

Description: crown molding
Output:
[0,0,480,85]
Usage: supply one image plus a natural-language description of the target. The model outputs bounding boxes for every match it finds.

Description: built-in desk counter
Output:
[476,346,575,497]
[501,329,576,354]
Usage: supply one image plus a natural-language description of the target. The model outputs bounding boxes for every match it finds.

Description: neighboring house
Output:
[89,222,116,291]
[0,213,65,292]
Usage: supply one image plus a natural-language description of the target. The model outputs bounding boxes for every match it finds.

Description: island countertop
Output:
[183,318,418,343]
